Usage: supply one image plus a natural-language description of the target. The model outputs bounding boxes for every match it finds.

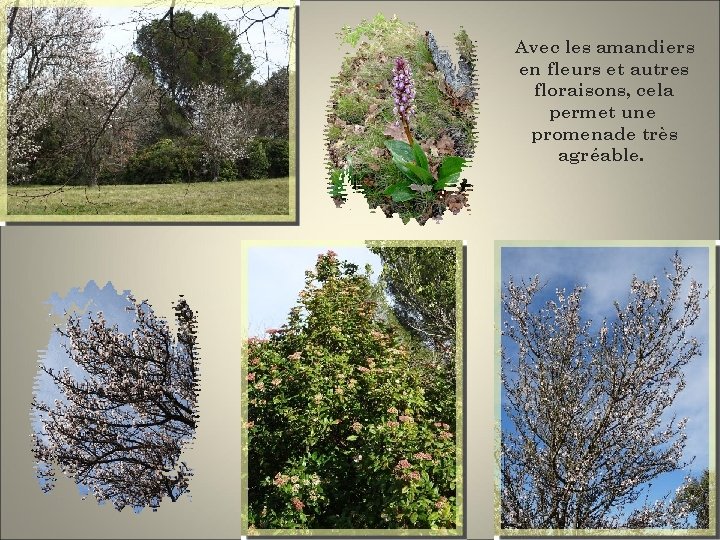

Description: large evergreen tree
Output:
[134,11,253,124]
[369,245,458,363]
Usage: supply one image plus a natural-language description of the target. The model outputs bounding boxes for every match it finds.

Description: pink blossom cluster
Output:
[391,56,416,122]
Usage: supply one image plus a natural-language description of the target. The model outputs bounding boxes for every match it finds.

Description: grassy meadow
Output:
[6,178,291,219]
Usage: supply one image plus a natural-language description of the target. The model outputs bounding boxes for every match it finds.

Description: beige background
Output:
[1,1,719,539]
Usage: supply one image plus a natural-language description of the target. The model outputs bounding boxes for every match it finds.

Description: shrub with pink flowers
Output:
[247,251,458,530]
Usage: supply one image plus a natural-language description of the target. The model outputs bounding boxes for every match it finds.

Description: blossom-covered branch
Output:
[31,296,199,512]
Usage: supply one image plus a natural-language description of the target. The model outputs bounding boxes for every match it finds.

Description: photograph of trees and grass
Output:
[498,246,714,535]
[5,3,293,217]
[244,242,463,533]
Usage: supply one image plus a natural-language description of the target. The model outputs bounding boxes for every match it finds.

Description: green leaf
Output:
[435,156,465,190]
[385,139,414,163]
[384,182,415,202]
[404,162,434,185]
[392,157,415,180]
[346,435,358,441]
[411,142,429,172]
[328,169,344,196]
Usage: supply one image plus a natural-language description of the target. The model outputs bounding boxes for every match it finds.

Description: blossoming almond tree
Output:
[7,6,162,189]
[500,253,706,529]
[48,58,161,187]
[6,6,103,181]
[191,83,255,181]
[31,296,199,512]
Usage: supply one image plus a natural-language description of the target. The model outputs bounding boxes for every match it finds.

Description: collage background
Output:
[1,1,719,538]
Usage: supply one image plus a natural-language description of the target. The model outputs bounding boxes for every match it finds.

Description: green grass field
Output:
[6,178,291,218]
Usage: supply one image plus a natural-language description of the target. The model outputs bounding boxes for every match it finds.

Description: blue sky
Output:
[40,280,139,393]
[93,5,290,82]
[35,281,145,496]
[500,246,711,520]
[247,246,382,338]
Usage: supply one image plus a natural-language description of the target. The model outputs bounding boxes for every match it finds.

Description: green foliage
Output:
[247,252,458,529]
[369,245,458,364]
[382,140,465,202]
[255,67,290,139]
[336,95,369,124]
[238,139,271,180]
[673,470,710,528]
[134,10,253,119]
[123,138,204,184]
[264,138,290,178]
[340,13,417,49]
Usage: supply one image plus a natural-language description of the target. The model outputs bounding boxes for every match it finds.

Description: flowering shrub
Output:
[247,252,458,529]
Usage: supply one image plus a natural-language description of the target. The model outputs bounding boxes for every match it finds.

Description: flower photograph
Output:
[244,242,463,533]
[31,281,200,512]
[5,3,293,218]
[326,14,476,225]
[498,245,715,535]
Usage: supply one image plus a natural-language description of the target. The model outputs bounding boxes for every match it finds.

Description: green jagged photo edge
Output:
[324,14,477,224]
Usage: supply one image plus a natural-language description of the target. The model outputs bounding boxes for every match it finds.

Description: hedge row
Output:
[28,137,289,186]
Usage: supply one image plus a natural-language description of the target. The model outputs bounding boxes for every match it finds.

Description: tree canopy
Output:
[31,296,199,512]
[7,6,290,190]
[134,10,254,118]
[672,469,710,529]
[500,253,706,529]
[369,245,458,363]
